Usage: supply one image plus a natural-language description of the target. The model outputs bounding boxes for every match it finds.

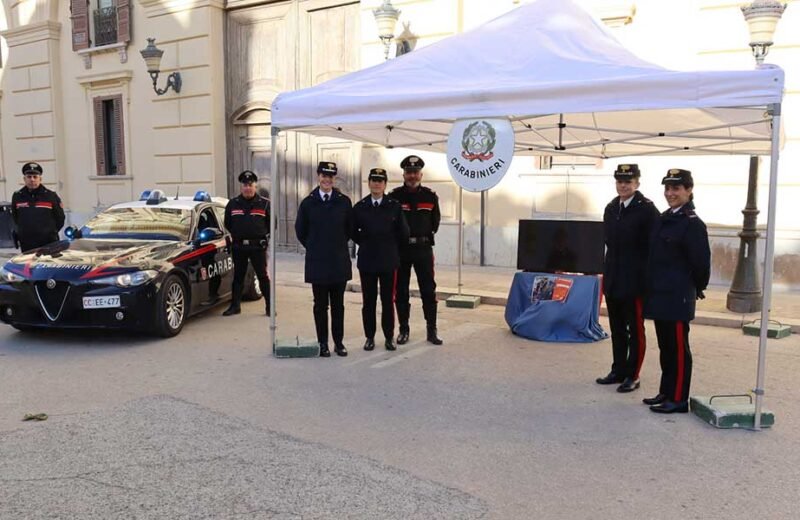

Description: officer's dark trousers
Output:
[395,246,437,329]
[19,234,58,253]
[606,296,646,379]
[231,245,271,309]
[312,283,346,345]
[360,270,396,340]
[654,320,692,403]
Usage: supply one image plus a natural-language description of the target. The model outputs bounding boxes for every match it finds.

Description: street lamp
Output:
[727,1,786,313]
[373,0,401,60]
[139,38,182,96]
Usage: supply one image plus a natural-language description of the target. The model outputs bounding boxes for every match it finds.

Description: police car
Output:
[0,190,262,337]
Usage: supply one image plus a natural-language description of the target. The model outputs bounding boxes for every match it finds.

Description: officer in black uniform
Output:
[222,170,271,317]
[11,162,65,252]
[596,164,659,393]
[352,168,410,351]
[295,161,354,357]
[389,155,443,345]
[643,168,711,414]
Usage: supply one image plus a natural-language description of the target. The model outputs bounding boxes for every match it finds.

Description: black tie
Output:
[324,193,330,202]
[374,201,379,208]
[619,203,624,216]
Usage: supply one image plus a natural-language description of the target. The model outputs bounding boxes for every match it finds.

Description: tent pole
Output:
[458,187,463,295]
[270,127,280,353]
[753,103,781,430]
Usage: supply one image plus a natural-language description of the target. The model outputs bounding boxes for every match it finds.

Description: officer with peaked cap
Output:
[11,162,65,251]
[389,155,443,345]
[642,168,711,414]
[295,161,354,357]
[352,167,410,351]
[222,170,272,316]
[596,164,659,393]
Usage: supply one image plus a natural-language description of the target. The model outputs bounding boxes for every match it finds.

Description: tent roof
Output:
[271,0,783,158]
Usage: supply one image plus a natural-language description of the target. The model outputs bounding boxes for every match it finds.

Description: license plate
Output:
[82,296,121,309]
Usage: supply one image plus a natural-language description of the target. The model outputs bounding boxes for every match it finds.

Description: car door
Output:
[191,206,232,308]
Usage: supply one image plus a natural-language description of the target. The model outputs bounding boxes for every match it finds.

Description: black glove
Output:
[697,290,706,300]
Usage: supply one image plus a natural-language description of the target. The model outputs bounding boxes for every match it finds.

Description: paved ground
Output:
[1,282,799,519]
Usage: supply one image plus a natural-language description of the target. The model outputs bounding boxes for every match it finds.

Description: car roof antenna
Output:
[174,185,180,200]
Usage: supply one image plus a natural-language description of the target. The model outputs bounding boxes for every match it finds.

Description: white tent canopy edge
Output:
[267,0,785,429]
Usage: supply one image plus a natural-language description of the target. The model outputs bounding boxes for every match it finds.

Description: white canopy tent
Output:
[268,0,784,428]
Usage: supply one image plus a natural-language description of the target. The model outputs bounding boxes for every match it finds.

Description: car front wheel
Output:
[154,275,187,337]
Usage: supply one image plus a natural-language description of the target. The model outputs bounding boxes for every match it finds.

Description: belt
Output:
[408,236,431,245]
[234,239,267,247]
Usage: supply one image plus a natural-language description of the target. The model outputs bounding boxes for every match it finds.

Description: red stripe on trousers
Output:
[633,297,646,379]
[675,321,685,402]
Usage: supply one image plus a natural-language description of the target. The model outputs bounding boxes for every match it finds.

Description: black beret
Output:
[238,170,258,183]
[400,155,424,171]
[317,162,338,176]
[368,168,388,182]
[614,163,640,180]
[22,162,43,175]
[662,168,694,188]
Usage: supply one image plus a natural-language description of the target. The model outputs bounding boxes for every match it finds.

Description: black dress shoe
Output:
[319,343,331,357]
[426,327,443,345]
[222,305,241,316]
[642,393,667,406]
[334,343,348,357]
[616,377,640,393]
[363,338,375,351]
[385,338,396,351]
[397,329,410,345]
[649,401,689,414]
[595,372,624,385]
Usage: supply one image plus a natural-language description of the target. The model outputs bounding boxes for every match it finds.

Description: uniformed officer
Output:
[295,162,354,357]
[352,168,410,351]
[389,155,443,345]
[643,168,711,414]
[222,170,272,317]
[596,164,659,393]
[11,162,65,252]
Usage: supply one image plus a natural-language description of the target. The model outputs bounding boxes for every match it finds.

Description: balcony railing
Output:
[93,7,118,46]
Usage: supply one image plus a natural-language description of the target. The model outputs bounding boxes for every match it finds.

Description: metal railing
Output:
[93,7,118,46]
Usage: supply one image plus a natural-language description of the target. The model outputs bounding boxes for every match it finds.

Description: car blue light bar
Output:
[146,189,167,205]
[193,190,211,202]
[139,190,152,201]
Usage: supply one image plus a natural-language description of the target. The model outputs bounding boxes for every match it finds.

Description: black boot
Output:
[397,324,410,345]
[262,281,271,316]
[426,325,443,345]
[334,343,348,357]
[385,338,396,351]
[319,343,331,357]
[223,285,242,316]
[363,338,375,351]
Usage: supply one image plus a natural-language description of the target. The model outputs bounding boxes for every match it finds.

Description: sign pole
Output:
[457,187,463,296]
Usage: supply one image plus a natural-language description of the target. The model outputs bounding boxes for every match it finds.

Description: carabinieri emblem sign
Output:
[447,118,514,192]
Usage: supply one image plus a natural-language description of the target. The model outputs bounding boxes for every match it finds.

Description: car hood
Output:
[2,239,176,282]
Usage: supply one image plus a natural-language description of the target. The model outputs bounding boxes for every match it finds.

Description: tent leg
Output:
[270,127,280,353]
[753,104,781,430]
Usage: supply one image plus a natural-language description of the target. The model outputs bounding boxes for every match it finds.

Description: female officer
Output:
[643,169,711,414]
[295,162,353,357]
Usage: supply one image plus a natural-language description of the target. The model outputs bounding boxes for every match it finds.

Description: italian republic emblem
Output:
[461,121,497,162]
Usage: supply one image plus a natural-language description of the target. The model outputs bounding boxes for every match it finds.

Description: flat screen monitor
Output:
[517,219,605,274]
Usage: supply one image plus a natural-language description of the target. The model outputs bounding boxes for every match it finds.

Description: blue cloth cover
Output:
[504,272,608,342]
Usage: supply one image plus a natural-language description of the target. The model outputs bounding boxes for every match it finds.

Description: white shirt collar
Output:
[620,196,634,208]
[671,204,684,213]
[371,196,383,206]
[319,188,333,200]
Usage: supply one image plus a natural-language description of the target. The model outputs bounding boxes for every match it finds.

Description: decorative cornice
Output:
[76,42,129,70]
[76,70,134,89]
[138,0,225,17]
[0,20,61,46]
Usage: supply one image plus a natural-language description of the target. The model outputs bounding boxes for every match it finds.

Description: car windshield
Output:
[80,207,192,241]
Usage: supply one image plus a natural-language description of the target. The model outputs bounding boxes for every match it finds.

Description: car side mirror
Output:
[196,227,223,245]
[64,226,82,240]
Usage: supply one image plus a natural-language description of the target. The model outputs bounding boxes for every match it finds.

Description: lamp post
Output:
[139,38,182,96]
[727,1,786,313]
[373,0,401,60]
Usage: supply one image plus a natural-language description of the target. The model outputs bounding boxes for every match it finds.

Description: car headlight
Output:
[0,266,25,283]
[89,270,158,287]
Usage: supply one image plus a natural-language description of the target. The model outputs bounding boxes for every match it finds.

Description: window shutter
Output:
[70,0,91,51]
[112,95,126,175]
[116,0,131,44]
[93,97,107,175]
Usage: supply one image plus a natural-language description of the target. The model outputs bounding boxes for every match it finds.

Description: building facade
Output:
[0,0,798,287]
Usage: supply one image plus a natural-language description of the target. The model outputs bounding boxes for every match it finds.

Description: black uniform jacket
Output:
[11,185,65,248]
[352,195,410,273]
[603,191,659,300]
[224,194,271,242]
[388,185,441,247]
[644,201,711,322]
[295,187,353,284]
